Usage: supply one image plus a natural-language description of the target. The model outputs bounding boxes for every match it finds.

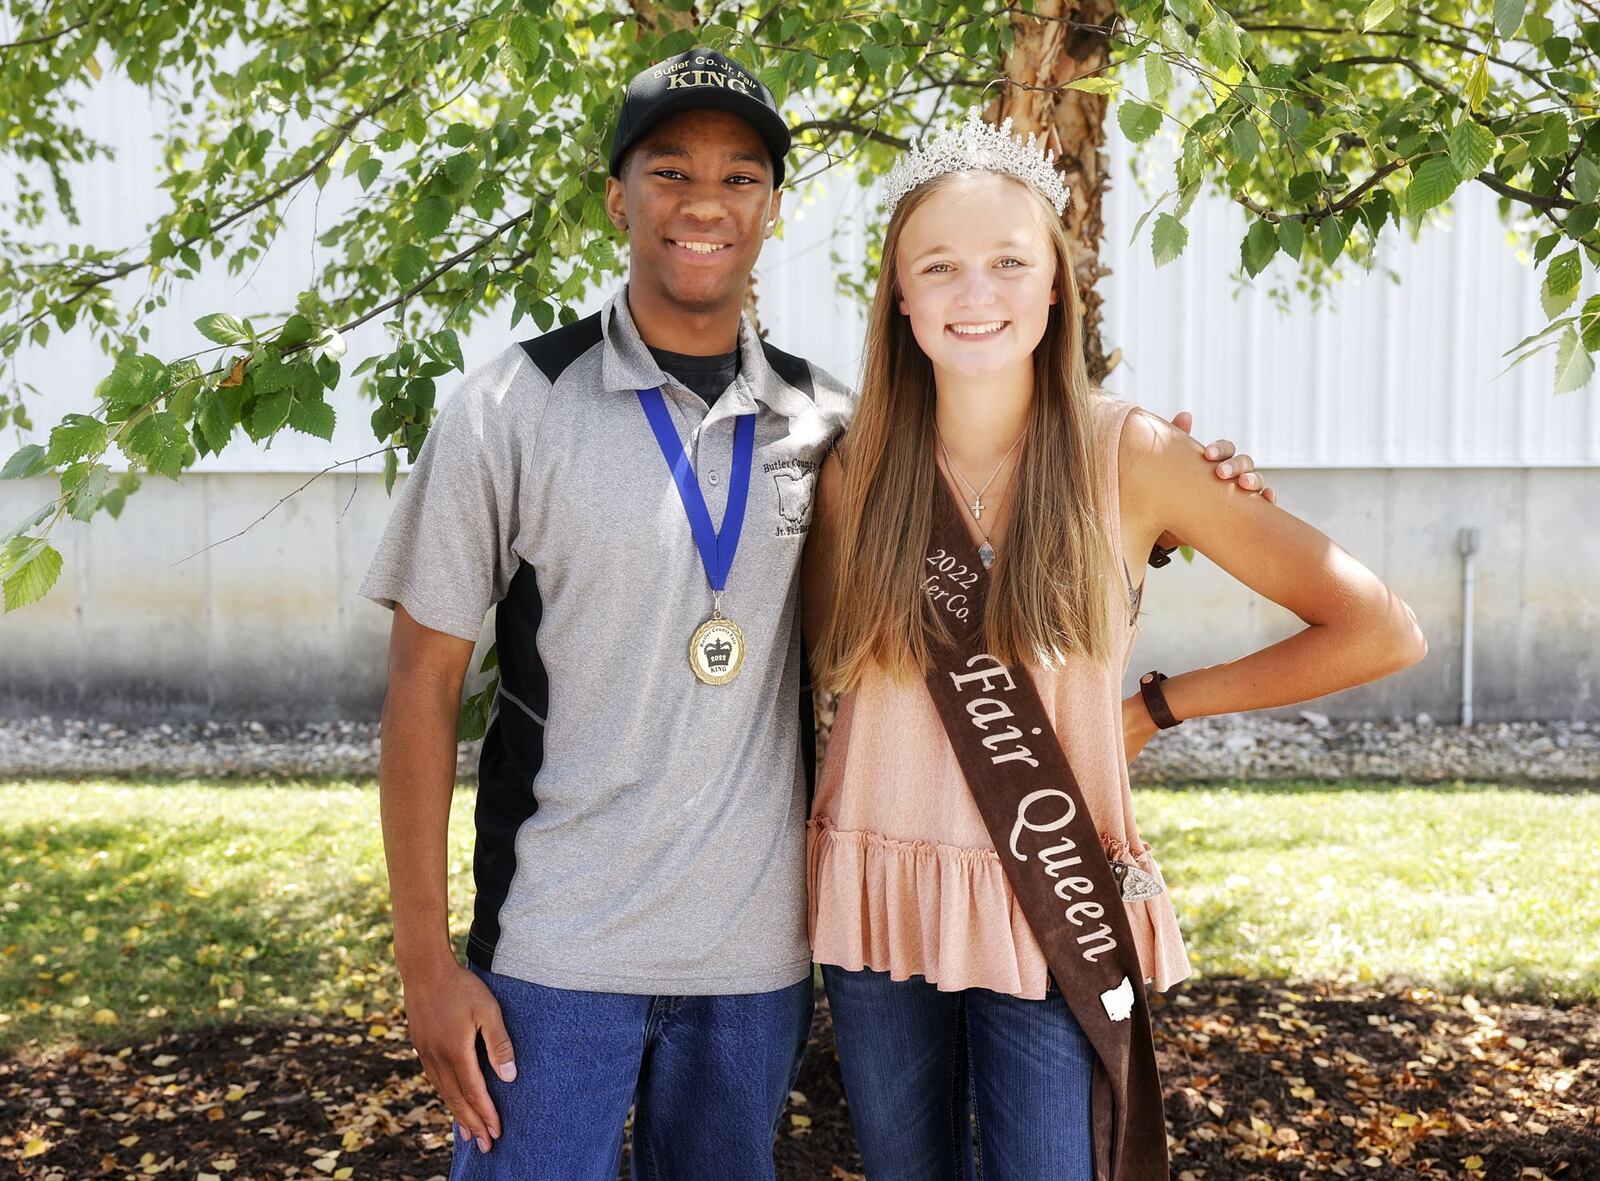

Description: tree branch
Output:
[332,205,541,335]
[1473,169,1578,212]
[788,118,909,151]
[1233,157,1410,222]
[0,15,91,51]
[171,446,394,567]
[1236,21,1549,88]
[1323,55,1452,96]
[0,86,409,354]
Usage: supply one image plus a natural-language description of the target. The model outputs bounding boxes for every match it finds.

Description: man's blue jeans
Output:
[448,964,813,1181]
[822,964,1096,1181]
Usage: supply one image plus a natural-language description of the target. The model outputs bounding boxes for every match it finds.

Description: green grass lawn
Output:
[2,778,1597,1053]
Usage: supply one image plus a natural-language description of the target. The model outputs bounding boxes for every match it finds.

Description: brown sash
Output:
[921,478,1168,1181]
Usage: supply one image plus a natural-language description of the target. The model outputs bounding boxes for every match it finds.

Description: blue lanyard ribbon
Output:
[636,387,756,594]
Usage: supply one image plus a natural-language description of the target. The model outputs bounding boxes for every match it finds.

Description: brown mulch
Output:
[4,978,1595,1180]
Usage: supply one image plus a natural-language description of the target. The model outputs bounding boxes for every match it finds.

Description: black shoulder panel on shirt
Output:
[518,311,604,384]
[760,339,815,399]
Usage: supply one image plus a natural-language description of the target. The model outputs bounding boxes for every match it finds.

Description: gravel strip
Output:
[1134,711,1598,786]
[0,713,1594,785]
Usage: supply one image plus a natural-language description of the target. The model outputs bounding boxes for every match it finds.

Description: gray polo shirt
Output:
[360,287,853,994]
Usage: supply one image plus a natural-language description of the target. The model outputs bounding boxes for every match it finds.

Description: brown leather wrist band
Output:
[1139,670,1182,730]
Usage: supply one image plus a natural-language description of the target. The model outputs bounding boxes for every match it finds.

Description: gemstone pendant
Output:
[978,542,995,569]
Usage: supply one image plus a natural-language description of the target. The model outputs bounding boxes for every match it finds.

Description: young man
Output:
[359,47,1269,1181]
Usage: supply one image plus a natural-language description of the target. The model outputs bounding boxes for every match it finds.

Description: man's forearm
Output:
[379,672,465,978]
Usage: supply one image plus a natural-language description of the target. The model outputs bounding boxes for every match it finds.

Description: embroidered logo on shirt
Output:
[768,459,817,537]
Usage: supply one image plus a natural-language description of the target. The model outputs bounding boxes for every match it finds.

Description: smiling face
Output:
[605,108,782,317]
[893,171,1060,381]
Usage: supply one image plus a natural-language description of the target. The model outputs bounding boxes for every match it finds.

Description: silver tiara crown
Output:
[882,107,1071,216]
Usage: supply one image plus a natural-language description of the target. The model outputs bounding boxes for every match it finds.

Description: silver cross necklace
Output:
[935,425,1026,569]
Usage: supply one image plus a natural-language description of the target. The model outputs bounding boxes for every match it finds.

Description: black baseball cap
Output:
[609,48,791,185]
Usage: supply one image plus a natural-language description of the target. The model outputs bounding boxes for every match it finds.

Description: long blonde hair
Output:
[815,171,1119,691]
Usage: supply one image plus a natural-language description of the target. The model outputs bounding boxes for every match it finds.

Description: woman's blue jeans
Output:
[822,964,1096,1181]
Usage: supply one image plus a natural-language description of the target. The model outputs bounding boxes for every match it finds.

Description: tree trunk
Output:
[985,0,1120,384]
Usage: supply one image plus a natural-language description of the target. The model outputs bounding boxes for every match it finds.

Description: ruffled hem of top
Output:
[807,817,1192,997]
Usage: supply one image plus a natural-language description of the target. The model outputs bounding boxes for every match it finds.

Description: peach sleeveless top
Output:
[807,397,1191,998]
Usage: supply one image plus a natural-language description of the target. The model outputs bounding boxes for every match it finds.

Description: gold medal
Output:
[690,608,746,686]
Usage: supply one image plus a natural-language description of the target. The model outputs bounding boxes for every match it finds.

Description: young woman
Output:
[801,114,1427,1181]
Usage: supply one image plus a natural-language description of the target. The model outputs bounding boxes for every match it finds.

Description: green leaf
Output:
[1553,327,1594,392]
[1,538,63,613]
[1197,19,1240,69]
[279,314,314,349]
[1228,119,1260,164]
[1151,213,1188,268]
[253,355,296,394]
[1579,295,1600,352]
[1466,55,1490,112]
[1318,216,1348,264]
[443,153,478,192]
[1277,218,1305,261]
[1362,0,1398,32]
[46,414,107,465]
[1128,190,1175,246]
[506,14,540,64]
[66,464,109,522]
[358,158,382,191]
[252,390,293,437]
[1241,219,1279,277]
[195,313,248,344]
[1117,101,1163,144]
[414,195,453,238]
[391,243,430,286]
[1448,121,1495,180]
[1161,14,1193,55]
[195,390,236,453]
[288,399,336,440]
[1,500,53,547]
[1576,156,1600,205]
[1,444,48,480]
[1066,76,1120,95]
[432,329,465,373]
[1496,0,1527,39]
[1543,276,1580,319]
[1406,156,1461,217]
[457,674,498,742]
[125,411,190,479]
[1529,112,1570,159]
[103,473,138,519]
[99,353,168,418]
[383,446,398,495]
[1144,54,1172,104]
[1546,248,1582,296]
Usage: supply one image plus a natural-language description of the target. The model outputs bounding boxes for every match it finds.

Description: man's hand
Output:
[1155,411,1276,554]
[403,958,517,1155]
